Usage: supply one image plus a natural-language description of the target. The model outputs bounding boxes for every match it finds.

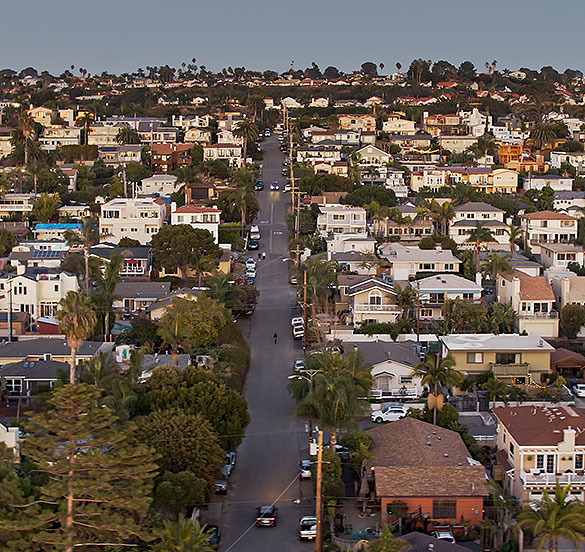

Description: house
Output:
[493,406,585,503]
[439,333,554,384]
[331,251,377,275]
[296,146,342,166]
[217,129,244,146]
[0,312,31,337]
[8,246,67,274]
[382,118,416,135]
[58,204,90,220]
[34,223,81,241]
[416,274,482,321]
[0,338,102,366]
[540,243,585,270]
[311,129,360,146]
[423,114,463,137]
[113,281,171,312]
[99,198,167,245]
[0,269,79,321]
[550,274,585,309]
[554,191,585,217]
[170,114,212,129]
[496,270,559,338]
[147,288,202,320]
[138,174,180,197]
[0,358,69,395]
[375,218,433,241]
[98,145,143,166]
[524,175,573,192]
[355,144,392,167]
[184,127,212,144]
[338,114,376,132]
[411,167,518,194]
[170,205,222,242]
[364,418,487,527]
[389,134,432,153]
[498,144,523,166]
[437,135,478,154]
[520,211,578,255]
[550,348,585,378]
[90,244,153,278]
[27,106,54,126]
[88,122,126,146]
[39,126,82,149]
[550,151,585,174]
[316,205,367,237]
[326,234,376,260]
[151,143,193,173]
[0,127,13,158]
[203,143,243,167]
[346,277,399,326]
[378,244,461,281]
[352,340,422,399]
[139,353,192,381]
[449,202,509,249]
[0,194,36,219]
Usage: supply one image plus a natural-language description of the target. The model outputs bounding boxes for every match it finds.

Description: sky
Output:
[2,0,584,76]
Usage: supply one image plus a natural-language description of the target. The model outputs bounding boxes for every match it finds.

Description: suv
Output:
[255,505,278,527]
[370,405,409,424]
[574,383,585,398]
[299,459,311,479]
[249,226,261,240]
[299,516,317,540]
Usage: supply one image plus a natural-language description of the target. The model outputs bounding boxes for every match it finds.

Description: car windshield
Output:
[301,519,317,527]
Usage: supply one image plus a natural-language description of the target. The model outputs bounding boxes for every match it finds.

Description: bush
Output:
[419,236,436,249]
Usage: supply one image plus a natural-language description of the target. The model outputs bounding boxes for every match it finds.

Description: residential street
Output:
[216,135,315,551]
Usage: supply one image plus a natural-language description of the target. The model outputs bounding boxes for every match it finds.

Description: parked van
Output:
[249,225,261,240]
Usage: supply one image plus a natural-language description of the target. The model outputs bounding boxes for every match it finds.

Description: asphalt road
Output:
[215,135,315,551]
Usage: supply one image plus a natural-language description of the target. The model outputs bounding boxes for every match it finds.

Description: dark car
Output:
[204,524,221,546]
[256,505,278,527]
[254,180,264,191]
[225,451,237,475]
[214,479,228,494]
[247,239,259,250]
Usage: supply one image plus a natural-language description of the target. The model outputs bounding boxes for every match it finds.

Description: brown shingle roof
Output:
[374,465,487,497]
[500,270,555,301]
[521,210,577,221]
[493,406,585,446]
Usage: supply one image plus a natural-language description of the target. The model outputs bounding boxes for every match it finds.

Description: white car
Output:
[299,516,317,540]
[283,183,292,193]
[291,316,304,327]
[431,531,456,544]
[294,360,305,370]
[370,405,409,424]
[245,258,256,269]
[299,459,311,478]
[292,324,304,340]
[574,384,585,398]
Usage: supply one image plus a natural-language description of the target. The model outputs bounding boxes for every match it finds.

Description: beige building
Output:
[338,114,376,132]
[411,167,518,194]
[27,106,54,127]
[382,118,416,134]
[520,211,578,255]
[437,135,478,153]
[170,205,221,243]
[497,270,559,338]
[99,198,167,244]
[439,333,554,384]
[0,270,79,321]
[316,205,366,237]
[346,277,399,326]
[494,406,585,503]
[203,143,243,167]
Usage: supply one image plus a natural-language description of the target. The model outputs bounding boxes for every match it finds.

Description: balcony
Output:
[353,303,400,314]
[521,470,585,487]
[519,311,558,319]
[489,362,530,377]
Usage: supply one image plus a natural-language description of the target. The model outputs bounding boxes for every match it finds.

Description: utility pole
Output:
[416,281,420,344]
[7,278,12,343]
[303,269,307,347]
[315,430,323,552]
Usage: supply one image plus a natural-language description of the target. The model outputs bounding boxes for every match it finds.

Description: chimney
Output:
[170,202,177,213]
[561,277,570,306]
[563,427,576,448]
[475,272,482,287]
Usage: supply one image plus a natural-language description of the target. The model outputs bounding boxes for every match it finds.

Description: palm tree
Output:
[115,126,141,144]
[486,480,518,549]
[78,112,93,145]
[507,385,529,406]
[11,112,35,166]
[517,483,585,552]
[411,354,463,424]
[466,222,494,273]
[56,290,97,384]
[505,224,522,258]
[80,353,118,389]
[96,254,123,341]
[482,253,512,282]
[482,376,508,410]
[363,166,380,181]
[153,517,215,552]
[247,96,265,122]
[393,283,415,320]
[233,119,259,164]
[530,123,559,151]
[430,201,455,236]
[64,217,100,292]
[228,185,259,237]
[489,302,517,334]
[298,257,338,314]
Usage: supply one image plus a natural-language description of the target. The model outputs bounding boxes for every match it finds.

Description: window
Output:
[432,499,456,519]
[536,454,544,470]
[496,352,518,365]
[467,352,483,364]
[54,284,59,292]
[420,308,433,317]
[546,455,555,474]
[509,442,515,458]
[369,291,382,305]
[5,379,22,395]
[576,455,583,470]
[462,293,473,300]
[421,263,434,271]
[399,376,413,384]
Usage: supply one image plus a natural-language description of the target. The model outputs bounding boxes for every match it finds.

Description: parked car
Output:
[334,444,350,462]
[574,383,585,398]
[299,459,312,478]
[245,258,256,269]
[255,505,278,527]
[370,405,410,424]
[247,239,259,250]
[270,181,280,190]
[203,524,221,546]
[292,324,304,340]
[214,479,228,494]
[431,531,456,543]
[247,275,255,285]
[299,516,317,540]
[249,225,261,240]
[246,268,257,278]
[224,451,237,476]
[291,316,304,327]
[294,359,305,370]
[254,180,264,191]
[289,275,298,285]
[283,183,292,192]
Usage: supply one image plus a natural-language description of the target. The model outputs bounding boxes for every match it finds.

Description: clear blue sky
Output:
[3,0,583,76]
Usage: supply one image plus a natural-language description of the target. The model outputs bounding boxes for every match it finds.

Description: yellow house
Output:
[338,114,376,133]
[27,106,54,127]
[439,333,553,384]
[494,406,585,503]
[346,277,400,326]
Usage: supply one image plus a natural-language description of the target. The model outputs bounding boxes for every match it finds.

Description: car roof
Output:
[258,505,274,512]
[300,459,311,466]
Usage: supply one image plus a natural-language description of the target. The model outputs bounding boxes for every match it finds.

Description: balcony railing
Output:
[353,303,400,313]
[521,470,585,486]
[519,311,559,319]
[489,362,530,377]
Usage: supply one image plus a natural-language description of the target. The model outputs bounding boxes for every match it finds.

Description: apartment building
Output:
[203,143,243,167]
[0,194,36,219]
[39,126,82,149]
[338,114,376,132]
[316,205,367,237]
[151,143,193,173]
[411,167,518,194]
[99,198,167,244]
[520,211,578,255]
[170,205,222,242]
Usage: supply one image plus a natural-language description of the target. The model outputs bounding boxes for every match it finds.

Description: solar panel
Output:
[32,250,61,259]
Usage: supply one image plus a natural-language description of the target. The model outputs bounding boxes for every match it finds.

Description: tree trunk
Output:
[243,139,247,166]
[104,310,110,342]
[84,246,89,292]
[330,428,337,447]
[69,346,77,385]
[65,450,75,552]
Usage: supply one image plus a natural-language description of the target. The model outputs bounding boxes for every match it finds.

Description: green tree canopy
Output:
[341,185,397,208]
[560,304,585,339]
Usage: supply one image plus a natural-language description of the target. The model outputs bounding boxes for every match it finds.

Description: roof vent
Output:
[426,439,432,446]
[443,453,449,457]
